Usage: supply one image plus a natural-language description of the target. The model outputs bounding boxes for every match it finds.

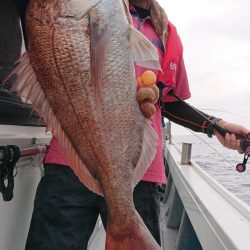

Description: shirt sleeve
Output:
[161,101,218,134]
[161,55,191,102]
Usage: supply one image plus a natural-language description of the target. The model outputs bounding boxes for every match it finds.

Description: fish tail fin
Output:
[129,25,162,71]
[105,211,160,250]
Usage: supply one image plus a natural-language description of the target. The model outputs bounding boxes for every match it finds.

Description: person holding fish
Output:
[5,0,248,249]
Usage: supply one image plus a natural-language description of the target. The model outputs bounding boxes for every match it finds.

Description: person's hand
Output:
[214,120,250,153]
[136,85,159,118]
[136,71,159,119]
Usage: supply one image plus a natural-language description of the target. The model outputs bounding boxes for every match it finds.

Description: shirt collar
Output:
[130,5,151,18]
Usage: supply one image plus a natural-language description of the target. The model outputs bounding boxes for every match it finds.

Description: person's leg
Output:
[25,164,100,250]
[133,181,161,245]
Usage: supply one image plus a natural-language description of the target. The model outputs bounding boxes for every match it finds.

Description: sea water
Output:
[173,134,250,206]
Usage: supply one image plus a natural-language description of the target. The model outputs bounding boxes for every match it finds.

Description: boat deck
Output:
[160,203,179,250]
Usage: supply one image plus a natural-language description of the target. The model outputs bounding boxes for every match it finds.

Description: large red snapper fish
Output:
[6,0,161,249]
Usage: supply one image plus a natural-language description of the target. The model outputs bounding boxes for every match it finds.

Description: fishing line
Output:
[198,108,247,119]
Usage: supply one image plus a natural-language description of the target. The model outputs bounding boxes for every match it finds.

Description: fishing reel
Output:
[236,132,250,173]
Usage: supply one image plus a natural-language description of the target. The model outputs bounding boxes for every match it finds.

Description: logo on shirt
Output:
[170,62,177,70]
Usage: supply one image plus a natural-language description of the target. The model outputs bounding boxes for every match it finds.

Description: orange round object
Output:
[141,70,157,86]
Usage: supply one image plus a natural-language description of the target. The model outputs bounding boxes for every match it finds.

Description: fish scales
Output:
[16,0,161,248]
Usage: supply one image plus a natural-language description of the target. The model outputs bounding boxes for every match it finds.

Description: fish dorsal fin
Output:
[129,25,162,71]
[3,52,103,196]
[132,119,158,187]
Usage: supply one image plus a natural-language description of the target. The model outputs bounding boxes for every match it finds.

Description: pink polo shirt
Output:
[45,6,191,184]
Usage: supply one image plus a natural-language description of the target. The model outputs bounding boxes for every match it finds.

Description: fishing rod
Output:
[167,89,250,172]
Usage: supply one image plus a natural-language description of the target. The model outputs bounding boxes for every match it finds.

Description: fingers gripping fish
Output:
[4,0,161,249]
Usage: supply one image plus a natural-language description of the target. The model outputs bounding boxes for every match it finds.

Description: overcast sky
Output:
[158,0,250,134]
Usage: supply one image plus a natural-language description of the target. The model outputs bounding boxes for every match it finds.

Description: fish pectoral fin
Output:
[122,0,130,10]
[132,119,158,187]
[129,25,162,71]
[3,52,103,196]
[122,0,133,25]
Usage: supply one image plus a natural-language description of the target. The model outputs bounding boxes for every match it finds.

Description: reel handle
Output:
[235,132,250,172]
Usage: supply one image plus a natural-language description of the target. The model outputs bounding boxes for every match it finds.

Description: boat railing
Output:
[0,145,47,161]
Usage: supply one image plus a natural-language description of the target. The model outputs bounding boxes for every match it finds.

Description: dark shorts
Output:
[25,164,161,250]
